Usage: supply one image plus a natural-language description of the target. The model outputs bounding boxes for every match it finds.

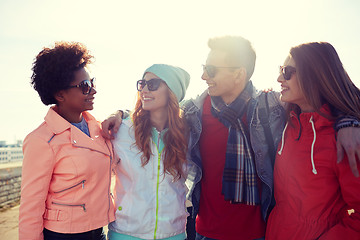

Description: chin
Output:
[280,95,289,103]
[142,103,148,110]
[207,89,217,96]
[85,106,94,111]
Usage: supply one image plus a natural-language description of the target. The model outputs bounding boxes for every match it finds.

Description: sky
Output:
[0,0,359,143]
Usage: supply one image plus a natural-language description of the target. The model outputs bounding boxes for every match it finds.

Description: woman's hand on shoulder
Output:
[337,127,360,177]
[101,110,124,139]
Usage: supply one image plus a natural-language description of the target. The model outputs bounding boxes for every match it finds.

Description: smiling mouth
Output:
[142,96,153,101]
[207,82,215,87]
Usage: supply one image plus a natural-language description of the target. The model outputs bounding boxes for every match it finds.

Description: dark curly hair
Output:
[31,41,94,105]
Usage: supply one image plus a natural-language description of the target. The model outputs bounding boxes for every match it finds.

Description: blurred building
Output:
[0,140,23,164]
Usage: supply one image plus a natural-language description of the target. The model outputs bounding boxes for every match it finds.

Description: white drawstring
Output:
[309,116,318,175]
[277,122,288,155]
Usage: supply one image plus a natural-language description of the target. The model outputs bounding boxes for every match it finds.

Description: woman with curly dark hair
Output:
[19,41,115,240]
[107,64,190,240]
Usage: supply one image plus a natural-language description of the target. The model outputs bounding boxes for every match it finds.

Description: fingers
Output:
[342,147,359,178]
[348,155,360,178]
[113,118,122,134]
[336,141,344,163]
[101,119,114,140]
[111,111,123,134]
[101,111,124,140]
[354,150,360,177]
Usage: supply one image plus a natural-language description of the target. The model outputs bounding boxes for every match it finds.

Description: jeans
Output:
[194,233,217,240]
[195,232,264,240]
[186,207,196,240]
[43,227,106,240]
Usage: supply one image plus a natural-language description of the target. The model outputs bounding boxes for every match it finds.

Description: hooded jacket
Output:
[19,107,115,240]
[266,107,360,240]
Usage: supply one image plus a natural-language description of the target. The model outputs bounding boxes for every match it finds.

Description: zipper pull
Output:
[82,204,86,212]
[82,180,85,189]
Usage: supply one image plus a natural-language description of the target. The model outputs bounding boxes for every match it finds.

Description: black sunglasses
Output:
[67,78,96,95]
[202,64,240,78]
[279,66,296,80]
[137,78,163,91]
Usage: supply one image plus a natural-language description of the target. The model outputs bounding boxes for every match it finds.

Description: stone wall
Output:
[0,167,21,208]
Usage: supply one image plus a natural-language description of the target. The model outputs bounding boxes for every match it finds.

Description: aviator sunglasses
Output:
[67,78,96,95]
[137,78,163,91]
[202,64,240,78]
[279,66,296,80]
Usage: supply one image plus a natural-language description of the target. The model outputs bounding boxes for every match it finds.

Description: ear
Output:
[234,67,247,83]
[54,90,66,103]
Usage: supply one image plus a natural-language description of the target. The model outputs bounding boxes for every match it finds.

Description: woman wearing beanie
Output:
[108,64,190,240]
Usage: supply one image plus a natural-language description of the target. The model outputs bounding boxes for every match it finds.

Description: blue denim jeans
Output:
[195,233,217,240]
[195,232,264,240]
[43,227,106,240]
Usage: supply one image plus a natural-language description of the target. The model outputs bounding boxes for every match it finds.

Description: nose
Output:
[201,70,209,81]
[277,74,284,83]
[90,87,97,95]
[141,84,150,93]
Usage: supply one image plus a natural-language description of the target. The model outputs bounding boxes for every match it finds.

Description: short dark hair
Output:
[289,42,360,119]
[208,35,256,80]
[31,41,93,105]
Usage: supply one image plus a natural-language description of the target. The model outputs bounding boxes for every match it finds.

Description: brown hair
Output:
[132,88,188,180]
[287,42,360,119]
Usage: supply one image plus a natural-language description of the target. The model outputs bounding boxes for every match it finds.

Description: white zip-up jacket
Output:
[109,118,188,239]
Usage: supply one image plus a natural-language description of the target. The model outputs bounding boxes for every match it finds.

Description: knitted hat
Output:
[143,64,190,102]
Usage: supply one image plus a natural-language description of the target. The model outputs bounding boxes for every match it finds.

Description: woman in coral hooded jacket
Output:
[19,42,115,240]
[266,42,360,240]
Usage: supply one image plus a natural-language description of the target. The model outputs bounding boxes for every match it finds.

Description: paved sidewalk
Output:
[0,204,19,240]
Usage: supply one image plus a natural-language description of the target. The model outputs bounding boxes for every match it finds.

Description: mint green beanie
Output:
[143,64,190,102]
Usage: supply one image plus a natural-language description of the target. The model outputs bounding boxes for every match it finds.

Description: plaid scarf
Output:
[210,82,260,205]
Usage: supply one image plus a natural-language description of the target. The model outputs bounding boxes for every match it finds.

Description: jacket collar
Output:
[45,106,111,157]
[44,106,72,134]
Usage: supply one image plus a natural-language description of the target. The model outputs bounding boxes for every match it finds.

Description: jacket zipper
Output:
[72,140,113,219]
[53,180,86,193]
[52,202,86,212]
[105,141,113,222]
[153,131,162,239]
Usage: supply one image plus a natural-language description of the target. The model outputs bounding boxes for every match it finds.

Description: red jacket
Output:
[19,107,115,240]
[266,107,360,240]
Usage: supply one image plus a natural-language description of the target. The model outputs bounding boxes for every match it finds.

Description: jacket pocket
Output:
[44,208,69,221]
[53,180,86,193]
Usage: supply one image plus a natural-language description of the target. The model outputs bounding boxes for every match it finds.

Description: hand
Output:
[101,110,123,139]
[337,127,360,177]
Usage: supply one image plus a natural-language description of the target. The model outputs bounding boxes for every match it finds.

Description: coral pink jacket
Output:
[266,108,360,240]
[19,107,115,240]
